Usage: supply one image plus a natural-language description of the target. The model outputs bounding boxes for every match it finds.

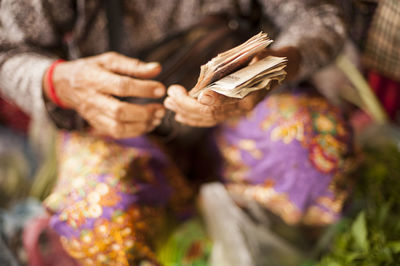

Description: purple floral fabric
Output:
[44,132,192,265]
[215,90,353,225]
[44,90,353,264]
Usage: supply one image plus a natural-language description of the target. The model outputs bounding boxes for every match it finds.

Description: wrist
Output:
[272,46,301,81]
[43,59,66,108]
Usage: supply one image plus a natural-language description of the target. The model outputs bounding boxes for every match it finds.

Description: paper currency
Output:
[189,32,287,99]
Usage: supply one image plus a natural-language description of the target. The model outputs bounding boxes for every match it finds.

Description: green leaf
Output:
[377,203,391,226]
[388,241,400,253]
[300,260,317,266]
[375,247,393,264]
[318,257,343,266]
[345,252,364,263]
[326,262,342,266]
[351,211,369,252]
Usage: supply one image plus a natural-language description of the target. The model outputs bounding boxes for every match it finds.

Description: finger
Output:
[167,84,263,119]
[254,48,272,61]
[167,84,189,97]
[79,92,165,122]
[164,96,210,120]
[238,89,268,111]
[165,95,239,122]
[166,85,243,123]
[249,57,259,64]
[198,89,240,106]
[96,52,162,78]
[168,85,240,115]
[165,96,243,127]
[174,106,244,126]
[174,110,243,127]
[175,113,217,127]
[167,85,214,115]
[84,111,150,139]
[92,68,166,98]
[269,80,280,91]
[87,127,110,138]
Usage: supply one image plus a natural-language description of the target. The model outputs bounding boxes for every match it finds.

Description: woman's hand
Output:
[164,85,268,127]
[255,46,301,82]
[164,46,300,128]
[43,52,166,139]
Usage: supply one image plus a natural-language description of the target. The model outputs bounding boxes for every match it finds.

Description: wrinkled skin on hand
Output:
[43,52,166,139]
[164,85,268,127]
[165,47,301,128]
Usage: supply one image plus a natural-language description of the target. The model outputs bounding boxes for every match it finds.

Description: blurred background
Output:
[0,0,400,265]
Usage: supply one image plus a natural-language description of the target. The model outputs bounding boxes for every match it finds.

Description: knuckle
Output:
[98,52,120,65]
[103,51,118,60]
[115,77,129,96]
[130,123,145,136]
[239,99,254,111]
[214,94,225,105]
[112,123,124,138]
[76,102,89,114]
[203,106,214,118]
[142,107,152,120]
[139,123,148,134]
[130,58,141,67]
[113,104,125,120]
[210,106,221,120]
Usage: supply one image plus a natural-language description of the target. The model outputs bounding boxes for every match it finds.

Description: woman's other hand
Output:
[42,52,166,139]
[164,46,300,128]
[254,46,301,82]
[164,85,267,127]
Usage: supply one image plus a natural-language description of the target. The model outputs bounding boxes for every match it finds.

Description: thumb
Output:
[96,52,162,78]
[198,89,240,106]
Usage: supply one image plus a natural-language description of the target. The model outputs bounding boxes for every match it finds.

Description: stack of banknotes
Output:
[189,32,287,99]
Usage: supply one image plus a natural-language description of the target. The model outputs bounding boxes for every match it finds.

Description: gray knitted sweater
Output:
[0,0,345,123]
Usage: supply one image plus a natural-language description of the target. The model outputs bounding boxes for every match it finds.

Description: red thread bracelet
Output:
[47,59,66,108]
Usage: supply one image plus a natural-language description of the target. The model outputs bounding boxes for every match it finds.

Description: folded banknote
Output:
[189,32,287,99]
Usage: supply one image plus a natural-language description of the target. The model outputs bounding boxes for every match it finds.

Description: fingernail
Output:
[164,98,176,109]
[154,87,165,97]
[152,118,162,126]
[167,87,177,97]
[169,85,187,97]
[199,94,214,105]
[146,62,160,69]
[155,109,165,118]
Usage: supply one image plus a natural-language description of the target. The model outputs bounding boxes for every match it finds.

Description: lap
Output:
[44,131,192,264]
[215,90,353,225]
[43,90,353,263]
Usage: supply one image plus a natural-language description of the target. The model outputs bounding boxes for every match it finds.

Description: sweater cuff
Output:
[0,53,54,122]
[0,53,87,130]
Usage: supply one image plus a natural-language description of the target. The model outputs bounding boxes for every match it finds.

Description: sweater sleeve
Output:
[0,0,75,122]
[258,0,346,82]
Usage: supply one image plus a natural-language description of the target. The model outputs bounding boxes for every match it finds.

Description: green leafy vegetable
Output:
[318,132,400,265]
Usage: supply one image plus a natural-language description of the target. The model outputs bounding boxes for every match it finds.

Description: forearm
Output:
[0,52,55,121]
[0,0,76,123]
